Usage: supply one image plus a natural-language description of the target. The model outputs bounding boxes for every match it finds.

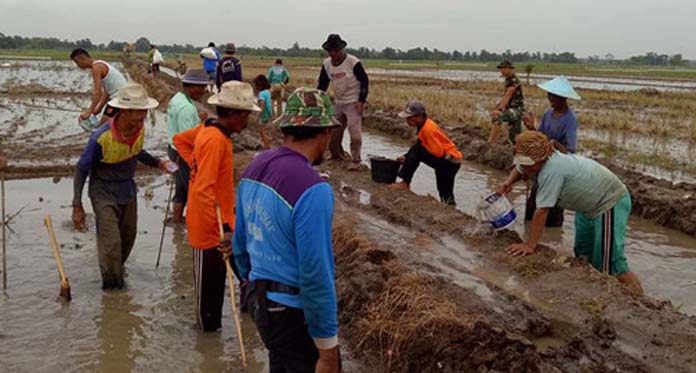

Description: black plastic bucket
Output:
[370,157,401,183]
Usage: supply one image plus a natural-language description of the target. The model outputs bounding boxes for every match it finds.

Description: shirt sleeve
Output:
[235,60,243,81]
[536,167,564,209]
[172,125,200,167]
[317,65,330,92]
[353,62,369,103]
[293,183,338,349]
[564,112,578,153]
[137,150,160,168]
[73,136,101,206]
[180,104,201,132]
[283,67,290,84]
[189,135,228,229]
[233,183,250,280]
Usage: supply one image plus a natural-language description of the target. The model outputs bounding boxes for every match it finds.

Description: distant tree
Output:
[670,54,683,67]
[523,64,535,85]
[605,53,615,61]
[134,37,151,52]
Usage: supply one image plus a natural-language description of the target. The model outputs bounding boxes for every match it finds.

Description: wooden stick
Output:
[44,215,71,301]
[216,205,247,368]
[155,177,176,268]
[2,174,6,290]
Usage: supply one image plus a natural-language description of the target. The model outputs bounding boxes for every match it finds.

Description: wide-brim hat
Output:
[181,69,210,85]
[274,87,340,128]
[107,82,159,110]
[322,34,347,51]
[537,76,582,100]
[207,81,261,112]
[497,60,515,69]
[225,43,237,54]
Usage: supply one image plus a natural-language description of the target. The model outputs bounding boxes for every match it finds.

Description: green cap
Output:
[274,88,339,128]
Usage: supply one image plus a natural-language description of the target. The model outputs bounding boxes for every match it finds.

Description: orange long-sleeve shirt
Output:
[173,120,235,249]
[418,118,462,160]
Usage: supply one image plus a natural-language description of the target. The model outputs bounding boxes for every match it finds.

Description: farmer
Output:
[391,101,462,206]
[234,88,341,373]
[71,83,175,290]
[216,43,243,91]
[267,59,290,117]
[317,34,369,171]
[173,81,260,332]
[148,45,163,78]
[488,60,525,144]
[166,69,209,224]
[523,76,581,227]
[201,42,220,92]
[497,131,643,294]
[70,48,127,130]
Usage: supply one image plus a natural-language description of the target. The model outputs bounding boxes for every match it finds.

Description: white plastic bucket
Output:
[78,115,100,132]
[480,193,517,230]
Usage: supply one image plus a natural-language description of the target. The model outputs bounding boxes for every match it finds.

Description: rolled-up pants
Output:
[329,102,363,162]
[90,188,137,290]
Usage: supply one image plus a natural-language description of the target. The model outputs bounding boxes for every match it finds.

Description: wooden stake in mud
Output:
[216,205,247,368]
[155,177,176,268]
[2,173,6,290]
[44,215,71,301]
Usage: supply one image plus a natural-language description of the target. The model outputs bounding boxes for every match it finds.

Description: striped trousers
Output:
[192,248,227,332]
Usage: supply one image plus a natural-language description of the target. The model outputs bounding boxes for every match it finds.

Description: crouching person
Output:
[234,88,341,373]
[391,101,462,206]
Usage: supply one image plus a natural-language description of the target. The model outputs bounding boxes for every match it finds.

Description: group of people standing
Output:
[62,32,642,373]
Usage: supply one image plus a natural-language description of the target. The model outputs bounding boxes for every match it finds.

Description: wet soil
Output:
[363,110,696,236]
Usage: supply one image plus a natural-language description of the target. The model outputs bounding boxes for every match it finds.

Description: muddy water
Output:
[367,67,696,92]
[349,130,696,315]
[0,60,96,93]
[0,177,269,372]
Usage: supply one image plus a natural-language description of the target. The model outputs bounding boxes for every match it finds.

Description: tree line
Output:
[0,33,688,66]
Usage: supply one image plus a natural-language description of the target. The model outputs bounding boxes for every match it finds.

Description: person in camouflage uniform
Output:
[489,60,526,144]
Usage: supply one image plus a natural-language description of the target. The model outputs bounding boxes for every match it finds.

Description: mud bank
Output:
[364,110,696,236]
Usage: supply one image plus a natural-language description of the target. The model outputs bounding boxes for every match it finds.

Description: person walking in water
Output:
[70,48,127,131]
[317,34,369,171]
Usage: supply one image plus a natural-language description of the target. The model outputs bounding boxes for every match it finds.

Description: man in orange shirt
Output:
[391,101,462,206]
[173,81,260,331]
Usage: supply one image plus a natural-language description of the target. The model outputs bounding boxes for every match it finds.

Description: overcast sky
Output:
[2,0,694,59]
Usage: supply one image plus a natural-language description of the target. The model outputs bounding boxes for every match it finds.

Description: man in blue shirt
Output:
[200,42,220,92]
[234,88,341,373]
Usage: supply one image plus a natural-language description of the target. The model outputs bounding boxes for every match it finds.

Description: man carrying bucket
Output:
[233,88,341,373]
[391,101,462,206]
[497,131,643,294]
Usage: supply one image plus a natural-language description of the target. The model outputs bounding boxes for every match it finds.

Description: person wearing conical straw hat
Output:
[233,88,341,373]
[173,81,260,332]
[523,76,581,227]
[496,131,643,295]
[71,83,177,290]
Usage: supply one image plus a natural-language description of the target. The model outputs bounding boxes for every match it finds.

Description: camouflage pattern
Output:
[492,74,525,143]
[275,87,338,128]
[504,75,525,111]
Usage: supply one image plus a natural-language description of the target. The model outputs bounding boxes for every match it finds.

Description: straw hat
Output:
[107,82,159,110]
[207,81,261,111]
[537,76,582,100]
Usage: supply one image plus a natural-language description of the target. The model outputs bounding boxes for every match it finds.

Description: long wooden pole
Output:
[2,174,6,290]
[216,205,247,368]
[44,215,71,301]
[155,178,175,268]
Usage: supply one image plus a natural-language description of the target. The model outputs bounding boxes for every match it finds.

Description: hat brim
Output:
[397,111,415,118]
[322,41,347,51]
[497,64,515,69]
[537,83,582,100]
[181,79,210,85]
[273,114,341,128]
[107,97,159,110]
[207,95,261,112]
[513,154,536,166]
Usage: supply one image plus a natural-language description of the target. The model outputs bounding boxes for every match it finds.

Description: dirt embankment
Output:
[364,110,696,236]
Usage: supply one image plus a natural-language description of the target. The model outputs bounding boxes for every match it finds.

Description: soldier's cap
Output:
[497,60,515,69]
[398,100,427,118]
[274,88,340,128]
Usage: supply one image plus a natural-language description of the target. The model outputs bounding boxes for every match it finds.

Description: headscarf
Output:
[515,131,567,162]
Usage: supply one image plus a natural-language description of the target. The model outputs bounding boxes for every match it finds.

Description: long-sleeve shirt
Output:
[73,121,159,206]
[166,92,201,148]
[216,56,242,89]
[417,118,462,161]
[317,54,369,104]
[173,119,235,249]
[538,108,578,153]
[233,146,338,349]
[267,64,290,85]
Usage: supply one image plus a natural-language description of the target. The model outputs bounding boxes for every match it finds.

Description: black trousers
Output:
[168,146,191,205]
[525,182,565,227]
[398,142,460,206]
[192,248,227,332]
[246,283,320,373]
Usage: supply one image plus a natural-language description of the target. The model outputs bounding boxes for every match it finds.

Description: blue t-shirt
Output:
[258,89,272,123]
[233,146,338,348]
[538,109,578,153]
[202,48,220,72]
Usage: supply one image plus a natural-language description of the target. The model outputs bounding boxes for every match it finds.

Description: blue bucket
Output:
[481,193,517,230]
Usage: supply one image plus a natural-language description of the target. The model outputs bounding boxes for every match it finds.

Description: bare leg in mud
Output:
[617,271,644,295]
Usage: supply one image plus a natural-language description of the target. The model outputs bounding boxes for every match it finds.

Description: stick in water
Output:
[155,178,176,268]
[216,205,247,368]
[2,174,6,290]
[44,215,71,301]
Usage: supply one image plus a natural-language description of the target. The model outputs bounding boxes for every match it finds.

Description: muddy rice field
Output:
[1,58,695,372]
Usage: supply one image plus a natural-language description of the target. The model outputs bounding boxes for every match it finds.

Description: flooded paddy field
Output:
[2,58,696,372]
